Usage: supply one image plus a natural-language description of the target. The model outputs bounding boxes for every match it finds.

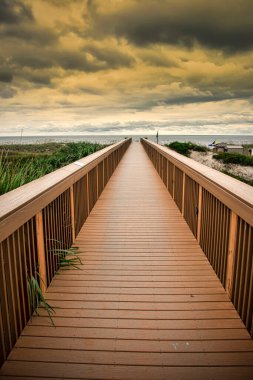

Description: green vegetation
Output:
[165,141,208,157]
[213,152,253,167]
[0,141,106,195]
[27,273,55,324]
[50,239,82,270]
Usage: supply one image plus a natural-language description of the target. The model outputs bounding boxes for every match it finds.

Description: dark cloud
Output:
[139,51,178,67]
[84,44,134,68]
[22,71,53,86]
[138,91,253,111]
[0,70,13,82]
[43,0,83,5]
[0,0,33,24]
[88,0,253,51]
[13,52,54,69]
[1,24,58,45]
[9,43,134,74]
[56,50,102,71]
[78,86,105,95]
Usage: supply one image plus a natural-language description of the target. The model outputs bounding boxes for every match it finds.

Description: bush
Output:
[165,141,208,157]
[213,153,253,167]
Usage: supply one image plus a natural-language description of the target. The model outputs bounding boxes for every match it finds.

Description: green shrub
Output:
[165,141,208,157]
[213,153,253,167]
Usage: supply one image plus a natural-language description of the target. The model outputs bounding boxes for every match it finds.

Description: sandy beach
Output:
[190,151,253,183]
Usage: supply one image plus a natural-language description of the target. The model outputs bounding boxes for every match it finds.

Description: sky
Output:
[0,0,253,136]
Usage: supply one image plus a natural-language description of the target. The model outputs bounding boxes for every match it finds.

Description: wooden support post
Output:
[167,160,169,191]
[86,174,90,215]
[96,166,99,199]
[0,306,6,361]
[226,212,238,298]
[197,186,203,243]
[102,160,105,189]
[182,172,186,217]
[161,156,163,182]
[172,165,175,199]
[0,244,12,357]
[36,211,47,293]
[70,185,75,243]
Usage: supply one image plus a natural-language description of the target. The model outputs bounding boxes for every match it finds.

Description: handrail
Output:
[141,137,253,337]
[0,139,131,243]
[0,137,131,367]
[141,139,253,225]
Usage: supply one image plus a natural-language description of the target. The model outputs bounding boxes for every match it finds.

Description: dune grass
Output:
[213,152,253,166]
[165,141,208,156]
[0,141,106,195]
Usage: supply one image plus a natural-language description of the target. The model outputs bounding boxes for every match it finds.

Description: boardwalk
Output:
[1,142,253,379]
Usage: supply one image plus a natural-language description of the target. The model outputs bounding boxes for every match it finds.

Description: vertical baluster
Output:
[172,165,175,199]
[86,173,90,215]
[70,185,75,243]
[36,211,47,293]
[182,172,186,217]
[226,212,238,298]
[197,186,203,243]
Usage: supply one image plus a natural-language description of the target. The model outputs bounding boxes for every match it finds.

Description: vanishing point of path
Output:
[1,142,253,379]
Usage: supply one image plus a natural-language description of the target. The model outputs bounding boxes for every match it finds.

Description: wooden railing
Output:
[0,138,131,366]
[141,138,253,337]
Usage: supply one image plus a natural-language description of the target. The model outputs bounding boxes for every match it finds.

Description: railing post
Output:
[172,165,175,199]
[182,172,186,217]
[96,166,99,199]
[226,212,238,298]
[166,159,169,191]
[102,160,105,189]
[35,211,47,293]
[86,174,90,215]
[197,186,203,243]
[70,185,75,243]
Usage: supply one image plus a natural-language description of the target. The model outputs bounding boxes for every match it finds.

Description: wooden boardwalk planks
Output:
[1,142,253,380]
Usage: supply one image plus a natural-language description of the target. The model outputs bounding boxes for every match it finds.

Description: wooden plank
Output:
[25,317,246,330]
[23,325,250,340]
[1,362,253,380]
[42,300,234,311]
[8,348,253,366]
[45,293,229,302]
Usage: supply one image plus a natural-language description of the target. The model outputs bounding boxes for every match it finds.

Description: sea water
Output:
[0,135,253,146]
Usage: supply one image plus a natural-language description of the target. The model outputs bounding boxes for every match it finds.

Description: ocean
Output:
[0,135,253,146]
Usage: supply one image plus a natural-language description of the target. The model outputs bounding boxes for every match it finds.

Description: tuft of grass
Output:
[165,141,208,157]
[213,152,253,167]
[27,273,55,324]
[49,239,82,270]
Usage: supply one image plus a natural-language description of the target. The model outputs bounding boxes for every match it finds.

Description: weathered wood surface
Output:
[1,142,252,380]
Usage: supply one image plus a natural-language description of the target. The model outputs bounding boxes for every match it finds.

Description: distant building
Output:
[212,142,243,154]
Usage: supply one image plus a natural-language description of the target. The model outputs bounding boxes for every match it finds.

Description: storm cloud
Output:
[0,0,253,135]
[87,0,253,52]
[0,70,13,83]
[0,0,33,24]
